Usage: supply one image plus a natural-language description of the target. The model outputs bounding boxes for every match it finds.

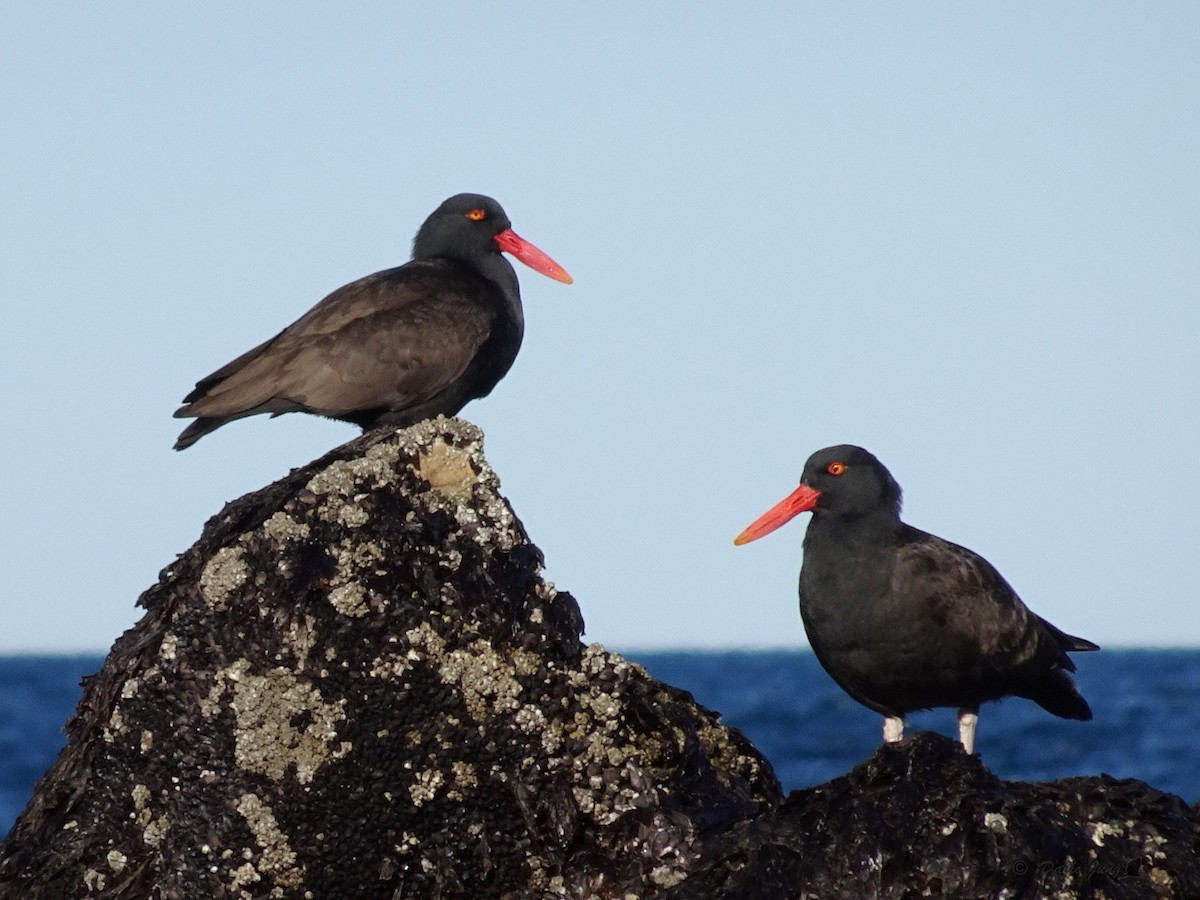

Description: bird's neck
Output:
[804,509,903,555]
[413,235,522,304]
[479,257,524,339]
[800,512,904,623]
[471,253,521,304]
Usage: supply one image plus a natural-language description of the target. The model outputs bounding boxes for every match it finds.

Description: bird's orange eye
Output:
[826,462,847,476]
[466,209,487,221]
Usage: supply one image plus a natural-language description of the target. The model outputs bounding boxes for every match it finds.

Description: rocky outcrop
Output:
[0,418,775,899]
[665,733,1199,899]
[1,417,1196,899]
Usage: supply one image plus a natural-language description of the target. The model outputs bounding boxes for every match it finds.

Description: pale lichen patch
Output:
[509,648,543,678]
[368,649,415,680]
[328,582,369,618]
[206,661,350,784]
[262,511,310,543]
[104,707,126,743]
[581,643,611,676]
[331,501,370,528]
[514,705,547,735]
[1148,868,1173,888]
[143,814,169,848]
[1089,820,1124,846]
[349,442,403,489]
[305,462,362,499]
[651,864,687,887]
[393,416,482,461]
[404,621,447,661]
[541,723,565,756]
[83,868,106,892]
[451,761,478,790]
[409,768,446,806]
[696,718,768,785]
[131,783,151,814]
[438,640,524,722]
[228,860,260,895]
[233,793,304,890]
[305,441,401,501]
[984,812,1008,832]
[281,614,318,668]
[199,676,226,718]
[329,538,387,581]
[200,547,249,609]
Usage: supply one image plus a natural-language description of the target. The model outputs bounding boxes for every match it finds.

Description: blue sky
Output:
[2,5,1197,652]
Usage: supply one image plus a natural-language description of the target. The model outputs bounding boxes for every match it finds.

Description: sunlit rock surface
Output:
[1,418,1196,899]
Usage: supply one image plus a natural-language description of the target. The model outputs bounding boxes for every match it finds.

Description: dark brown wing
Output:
[176,261,495,420]
[890,526,1094,717]
[891,528,1042,664]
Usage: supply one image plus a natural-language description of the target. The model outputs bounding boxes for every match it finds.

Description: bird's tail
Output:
[1036,616,1100,671]
[1061,633,1100,654]
[1026,619,1098,720]
[1031,667,1093,721]
[174,416,231,451]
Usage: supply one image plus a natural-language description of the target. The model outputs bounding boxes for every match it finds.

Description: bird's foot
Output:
[957,708,979,754]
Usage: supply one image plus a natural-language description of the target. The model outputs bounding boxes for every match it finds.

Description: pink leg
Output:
[882,715,904,743]
[957,708,979,754]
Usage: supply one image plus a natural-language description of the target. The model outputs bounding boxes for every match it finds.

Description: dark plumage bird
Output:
[173,193,572,449]
[734,444,1097,753]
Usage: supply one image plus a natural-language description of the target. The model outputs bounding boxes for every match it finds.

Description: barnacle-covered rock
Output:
[663,733,1200,899]
[2,418,1198,899]
[0,418,775,899]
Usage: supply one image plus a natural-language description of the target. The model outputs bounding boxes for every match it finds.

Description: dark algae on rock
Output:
[2,419,1197,898]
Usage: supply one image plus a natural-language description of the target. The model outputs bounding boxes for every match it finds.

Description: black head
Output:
[411,193,572,285]
[735,444,903,545]
[799,445,903,522]
[412,193,513,264]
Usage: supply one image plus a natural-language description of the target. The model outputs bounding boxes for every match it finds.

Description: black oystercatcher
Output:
[734,445,1097,753]
[173,193,572,449]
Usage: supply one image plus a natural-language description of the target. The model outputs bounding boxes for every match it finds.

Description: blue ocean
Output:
[3,649,1198,838]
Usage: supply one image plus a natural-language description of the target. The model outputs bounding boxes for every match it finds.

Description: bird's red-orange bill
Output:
[734,483,822,545]
[493,229,573,284]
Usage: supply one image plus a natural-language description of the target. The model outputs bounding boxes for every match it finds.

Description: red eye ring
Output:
[826,462,847,476]
[466,209,486,221]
